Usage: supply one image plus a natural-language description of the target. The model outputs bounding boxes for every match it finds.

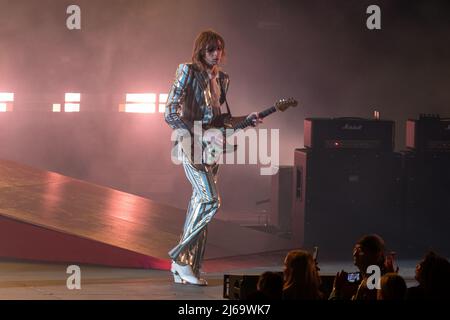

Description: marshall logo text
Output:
[342,124,363,130]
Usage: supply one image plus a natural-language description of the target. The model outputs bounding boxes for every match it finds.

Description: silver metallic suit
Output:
[164,63,230,276]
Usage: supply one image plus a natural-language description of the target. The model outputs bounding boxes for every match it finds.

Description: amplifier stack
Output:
[282,115,450,257]
[291,117,402,255]
[403,114,450,255]
[406,114,450,152]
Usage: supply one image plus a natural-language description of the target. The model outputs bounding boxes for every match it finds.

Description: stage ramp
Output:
[0,160,294,270]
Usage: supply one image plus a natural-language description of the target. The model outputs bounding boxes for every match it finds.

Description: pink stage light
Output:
[52,103,61,112]
[159,93,168,113]
[121,93,156,113]
[64,93,81,112]
[124,103,155,113]
[0,92,14,112]
[64,103,80,112]
[126,93,155,103]
[65,93,81,102]
[0,92,14,102]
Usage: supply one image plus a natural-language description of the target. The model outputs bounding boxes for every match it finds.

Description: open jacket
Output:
[164,63,245,163]
[164,63,231,133]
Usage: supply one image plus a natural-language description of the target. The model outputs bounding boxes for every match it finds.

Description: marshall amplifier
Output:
[304,117,395,151]
[406,114,450,151]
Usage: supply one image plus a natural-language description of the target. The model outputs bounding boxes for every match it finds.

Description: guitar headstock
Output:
[275,97,298,111]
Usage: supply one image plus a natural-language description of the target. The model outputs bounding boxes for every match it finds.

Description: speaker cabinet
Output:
[270,166,293,235]
[403,151,450,256]
[292,149,403,255]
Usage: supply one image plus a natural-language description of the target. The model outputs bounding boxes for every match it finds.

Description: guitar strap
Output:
[219,72,232,117]
[224,96,232,116]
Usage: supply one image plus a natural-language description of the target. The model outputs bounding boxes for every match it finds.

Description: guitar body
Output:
[201,114,234,166]
[191,98,298,167]
[206,113,248,131]
[207,113,231,129]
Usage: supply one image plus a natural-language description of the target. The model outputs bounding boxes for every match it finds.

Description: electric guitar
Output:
[200,98,298,165]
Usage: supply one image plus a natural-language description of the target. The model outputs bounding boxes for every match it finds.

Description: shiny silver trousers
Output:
[168,152,220,276]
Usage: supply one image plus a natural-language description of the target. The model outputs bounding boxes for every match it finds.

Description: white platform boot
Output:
[171,261,207,286]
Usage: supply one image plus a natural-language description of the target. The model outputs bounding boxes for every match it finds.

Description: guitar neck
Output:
[233,106,277,130]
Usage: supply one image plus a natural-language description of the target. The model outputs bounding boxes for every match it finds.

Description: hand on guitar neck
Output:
[246,111,264,127]
[207,97,297,132]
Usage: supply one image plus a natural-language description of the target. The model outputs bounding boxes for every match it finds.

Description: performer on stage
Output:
[164,30,261,285]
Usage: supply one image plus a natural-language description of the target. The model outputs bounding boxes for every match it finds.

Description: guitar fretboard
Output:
[233,106,277,130]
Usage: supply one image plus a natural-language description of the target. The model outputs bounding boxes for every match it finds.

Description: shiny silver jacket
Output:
[164,63,230,133]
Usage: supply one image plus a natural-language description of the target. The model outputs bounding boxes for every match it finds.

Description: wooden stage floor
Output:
[0,253,419,300]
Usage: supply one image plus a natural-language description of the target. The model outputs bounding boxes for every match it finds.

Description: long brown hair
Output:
[283,250,322,300]
[417,251,450,299]
[191,30,226,71]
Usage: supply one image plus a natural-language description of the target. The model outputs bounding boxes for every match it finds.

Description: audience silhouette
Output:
[407,251,450,300]
[282,249,323,300]
[377,273,407,300]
